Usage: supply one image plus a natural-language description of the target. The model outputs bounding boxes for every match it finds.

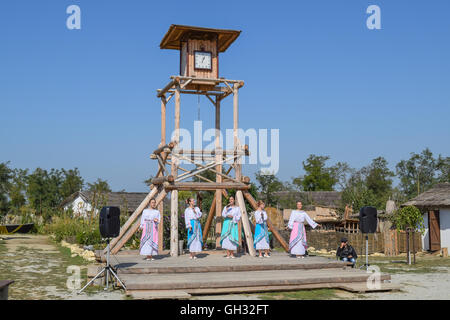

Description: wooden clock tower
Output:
[160,24,241,81]
[104,25,289,259]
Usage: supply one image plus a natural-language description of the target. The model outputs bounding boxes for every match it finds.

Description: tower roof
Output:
[160,24,241,52]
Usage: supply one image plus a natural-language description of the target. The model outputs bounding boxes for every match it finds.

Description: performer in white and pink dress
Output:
[287,201,321,258]
[139,198,160,261]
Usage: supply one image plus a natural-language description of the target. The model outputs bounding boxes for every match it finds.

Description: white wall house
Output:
[403,183,450,252]
[60,191,150,219]
[62,193,95,218]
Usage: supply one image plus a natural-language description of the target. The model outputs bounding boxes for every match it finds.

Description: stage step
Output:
[119,268,391,291]
[127,290,192,300]
[115,254,347,275]
[125,281,398,299]
[337,282,401,293]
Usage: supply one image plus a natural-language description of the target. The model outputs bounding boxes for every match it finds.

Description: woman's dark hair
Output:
[226,196,235,208]
[186,197,194,205]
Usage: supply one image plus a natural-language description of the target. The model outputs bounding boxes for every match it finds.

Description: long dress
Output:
[185,206,203,253]
[220,205,241,250]
[139,208,160,256]
[288,210,318,255]
[253,210,270,250]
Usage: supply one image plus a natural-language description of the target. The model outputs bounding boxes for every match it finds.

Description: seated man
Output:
[336,237,357,267]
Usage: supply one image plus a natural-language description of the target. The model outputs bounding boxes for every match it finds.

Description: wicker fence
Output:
[273,229,422,255]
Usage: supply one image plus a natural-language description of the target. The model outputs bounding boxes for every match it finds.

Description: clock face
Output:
[194,51,212,70]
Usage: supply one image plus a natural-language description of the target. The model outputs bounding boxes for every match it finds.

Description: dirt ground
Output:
[1,235,449,300]
[0,234,125,300]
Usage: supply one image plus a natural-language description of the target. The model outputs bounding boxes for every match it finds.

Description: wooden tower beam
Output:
[215,96,222,248]
[170,83,181,257]
[236,190,256,256]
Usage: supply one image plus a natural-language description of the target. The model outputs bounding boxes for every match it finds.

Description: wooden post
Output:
[406,227,411,265]
[170,84,181,257]
[233,82,242,180]
[238,220,242,252]
[158,95,166,252]
[215,97,223,248]
[202,193,216,245]
[236,190,256,256]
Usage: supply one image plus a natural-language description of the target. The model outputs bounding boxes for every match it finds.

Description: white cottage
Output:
[60,191,150,219]
[403,183,450,252]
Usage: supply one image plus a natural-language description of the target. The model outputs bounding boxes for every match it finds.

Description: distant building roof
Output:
[61,191,151,213]
[270,191,342,209]
[402,183,450,209]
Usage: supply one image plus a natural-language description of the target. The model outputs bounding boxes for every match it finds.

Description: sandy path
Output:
[0,234,124,300]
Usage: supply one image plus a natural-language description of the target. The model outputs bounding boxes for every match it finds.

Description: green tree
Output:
[255,170,283,206]
[87,178,112,193]
[9,168,29,211]
[60,168,84,199]
[26,168,64,214]
[396,148,437,198]
[436,155,450,183]
[293,155,347,191]
[341,170,377,212]
[392,205,425,233]
[362,157,394,205]
[0,162,13,215]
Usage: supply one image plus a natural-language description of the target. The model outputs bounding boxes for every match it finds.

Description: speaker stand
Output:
[359,234,370,270]
[78,239,126,294]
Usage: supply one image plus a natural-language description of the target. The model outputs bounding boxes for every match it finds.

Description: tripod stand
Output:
[78,238,126,294]
[359,234,370,270]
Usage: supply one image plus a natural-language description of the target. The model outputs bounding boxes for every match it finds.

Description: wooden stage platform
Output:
[107,251,395,299]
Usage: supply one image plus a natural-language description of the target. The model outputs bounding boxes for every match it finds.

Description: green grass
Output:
[257,288,341,300]
[55,242,91,267]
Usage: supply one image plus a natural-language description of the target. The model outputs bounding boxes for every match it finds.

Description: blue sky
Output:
[1,0,449,191]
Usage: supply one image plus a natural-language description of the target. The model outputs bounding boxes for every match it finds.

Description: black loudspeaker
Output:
[359,206,377,233]
[99,206,120,238]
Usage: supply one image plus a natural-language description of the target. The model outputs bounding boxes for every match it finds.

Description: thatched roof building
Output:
[402,183,450,252]
[270,191,342,209]
[402,183,450,209]
[61,191,150,213]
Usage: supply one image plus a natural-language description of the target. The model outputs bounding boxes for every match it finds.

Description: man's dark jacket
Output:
[336,244,358,259]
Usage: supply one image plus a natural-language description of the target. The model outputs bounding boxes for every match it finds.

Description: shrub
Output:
[43,216,102,245]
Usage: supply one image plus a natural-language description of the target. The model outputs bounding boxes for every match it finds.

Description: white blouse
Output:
[184,206,202,228]
[221,206,241,223]
[254,210,268,224]
[287,210,318,229]
[140,209,160,228]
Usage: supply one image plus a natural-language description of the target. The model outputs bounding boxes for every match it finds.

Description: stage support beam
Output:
[215,97,223,248]
[236,190,256,257]
[170,84,181,257]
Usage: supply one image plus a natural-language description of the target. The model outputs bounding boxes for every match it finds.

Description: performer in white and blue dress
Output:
[287,201,321,258]
[253,200,271,258]
[184,197,203,259]
[139,198,160,261]
[220,196,241,259]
